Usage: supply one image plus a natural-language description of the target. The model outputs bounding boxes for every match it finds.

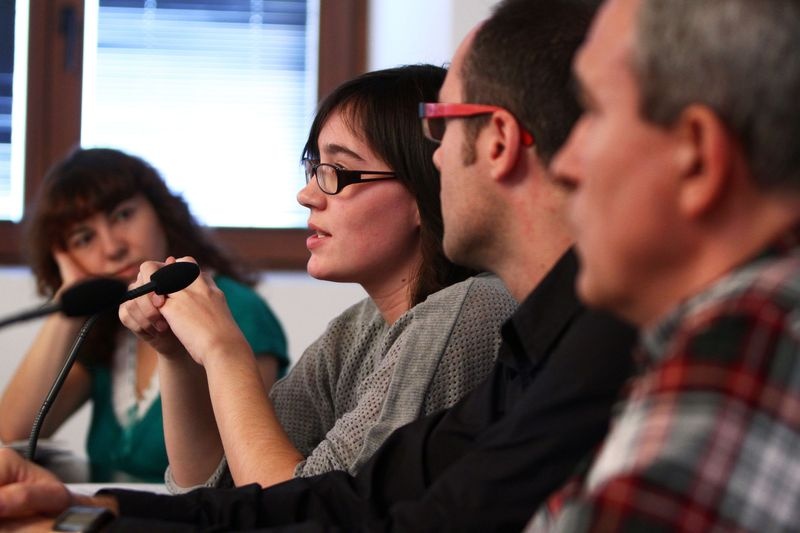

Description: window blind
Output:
[82,0,317,228]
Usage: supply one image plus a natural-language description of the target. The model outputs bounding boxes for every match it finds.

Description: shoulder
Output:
[659,255,800,352]
[424,274,517,325]
[638,254,800,391]
[285,297,383,378]
[418,273,515,311]
[394,274,516,340]
[327,297,382,327]
[309,297,385,348]
[695,254,800,314]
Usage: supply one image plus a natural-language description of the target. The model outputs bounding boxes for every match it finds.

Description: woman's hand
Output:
[130,257,252,367]
[52,249,90,298]
[119,257,188,359]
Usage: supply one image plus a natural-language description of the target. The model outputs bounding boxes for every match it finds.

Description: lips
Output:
[306,223,331,250]
[307,221,331,238]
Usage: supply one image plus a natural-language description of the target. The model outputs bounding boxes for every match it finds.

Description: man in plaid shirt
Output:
[526,0,800,531]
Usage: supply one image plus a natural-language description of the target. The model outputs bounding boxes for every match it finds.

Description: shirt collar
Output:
[641,220,800,365]
[500,248,583,368]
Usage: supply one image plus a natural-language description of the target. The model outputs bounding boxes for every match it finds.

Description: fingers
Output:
[0,515,56,532]
[0,449,71,519]
[51,249,88,292]
[0,482,71,518]
[119,292,168,339]
[119,260,169,338]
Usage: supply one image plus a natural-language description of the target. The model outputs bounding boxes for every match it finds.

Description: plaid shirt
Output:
[527,223,800,532]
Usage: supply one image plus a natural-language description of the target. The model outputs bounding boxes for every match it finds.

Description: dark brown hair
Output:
[302,65,476,306]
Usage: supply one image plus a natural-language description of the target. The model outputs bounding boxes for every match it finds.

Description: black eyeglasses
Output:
[302,160,397,195]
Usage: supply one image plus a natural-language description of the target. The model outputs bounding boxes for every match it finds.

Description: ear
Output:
[484,110,525,182]
[673,104,735,219]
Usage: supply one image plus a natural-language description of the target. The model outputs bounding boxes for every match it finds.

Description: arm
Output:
[160,353,279,492]
[120,259,303,489]
[0,251,95,443]
[213,274,289,391]
[0,314,92,443]
[257,356,280,390]
[118,259,224,487]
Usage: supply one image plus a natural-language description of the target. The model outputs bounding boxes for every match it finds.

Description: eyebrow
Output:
[321,143,365,162]
[65,224,91,240]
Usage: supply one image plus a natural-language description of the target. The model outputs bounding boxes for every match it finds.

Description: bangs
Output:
[41,170,139,246]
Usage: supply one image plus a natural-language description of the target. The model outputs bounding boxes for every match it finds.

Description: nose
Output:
[297,176,326,209]
[96,223,128,261]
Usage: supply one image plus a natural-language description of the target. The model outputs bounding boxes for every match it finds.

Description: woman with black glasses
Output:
[119,64,517,492]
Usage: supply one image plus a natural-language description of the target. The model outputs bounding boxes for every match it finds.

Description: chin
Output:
[443,237,475,270]
[575,272,605,309]
[306,260,349,284]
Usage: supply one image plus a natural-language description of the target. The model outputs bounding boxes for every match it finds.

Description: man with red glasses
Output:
[0,1,636,530]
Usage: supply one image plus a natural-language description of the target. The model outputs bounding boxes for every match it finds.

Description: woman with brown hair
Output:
[0,148,289,482]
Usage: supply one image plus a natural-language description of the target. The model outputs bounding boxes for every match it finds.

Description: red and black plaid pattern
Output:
[528,224,800,532]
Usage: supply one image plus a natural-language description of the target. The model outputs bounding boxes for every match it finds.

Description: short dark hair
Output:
[26,148,250,297]
[634,0,800,191]
[302,65,476,306]
[462,0,600,165]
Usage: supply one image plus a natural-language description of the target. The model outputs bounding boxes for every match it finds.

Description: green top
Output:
[85,275,288,482]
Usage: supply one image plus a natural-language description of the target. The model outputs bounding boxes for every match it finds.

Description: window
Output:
[82,0,316,228]
[0,0,366,269]
[0,0,27,223]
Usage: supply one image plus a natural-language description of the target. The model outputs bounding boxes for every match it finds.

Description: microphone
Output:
[61,278,129,317]
[121,261,201,301]
[0,278,127,329]
[25,261,201,461]
[0,262,201,330]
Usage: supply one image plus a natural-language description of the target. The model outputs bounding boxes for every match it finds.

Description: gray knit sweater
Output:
[166,274,516,491]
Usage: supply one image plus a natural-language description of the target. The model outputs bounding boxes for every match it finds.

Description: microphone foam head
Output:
[151,262,201,295]
[60,277,129,317]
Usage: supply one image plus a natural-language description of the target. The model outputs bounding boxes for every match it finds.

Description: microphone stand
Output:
[26,313,100,461]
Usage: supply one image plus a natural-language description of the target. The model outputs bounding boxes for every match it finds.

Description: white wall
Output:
[368,0,496,70]
[0,0,497,460]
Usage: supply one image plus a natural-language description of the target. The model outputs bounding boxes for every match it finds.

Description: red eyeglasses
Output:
[419,102,534,146]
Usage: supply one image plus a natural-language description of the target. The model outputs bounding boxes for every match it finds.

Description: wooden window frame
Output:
[0,0,366,270]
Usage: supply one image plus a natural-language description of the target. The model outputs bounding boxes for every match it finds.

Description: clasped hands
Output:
[118,256,253,368]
